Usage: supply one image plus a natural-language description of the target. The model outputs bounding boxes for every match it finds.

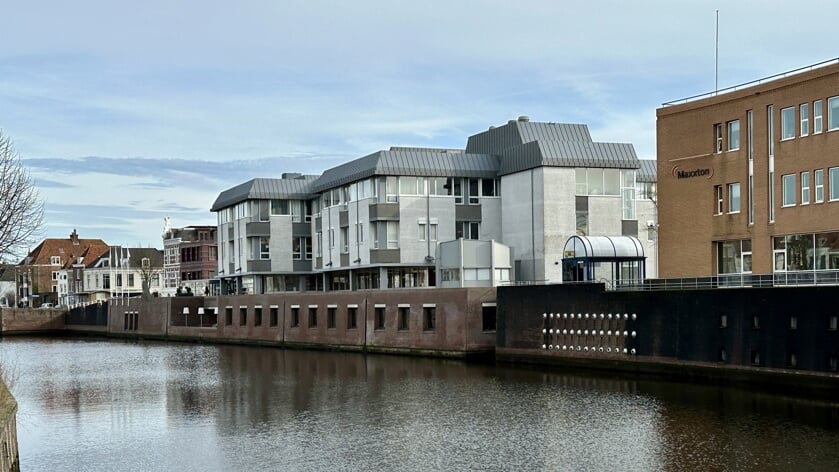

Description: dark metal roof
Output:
[211,176,319,211]
[312,150,499,193]
[498,141,639,175]
[465,121,592,154]
[637,160,657,183]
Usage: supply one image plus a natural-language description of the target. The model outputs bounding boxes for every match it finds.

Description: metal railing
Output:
[662,57,839,107]
[608,270,839,291]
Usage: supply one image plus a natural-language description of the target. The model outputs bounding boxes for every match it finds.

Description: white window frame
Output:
[781,174,796,207]
[830,167,839,201]
[780,106,795,140]
[259,237,270,260]
[801,171,810,205]
[727,120,740,151]
[829,96,839,131]
[727,183,740,214]
[814,100,823,134]
[714,123,723,153]
[418,222,426,241]
[800,103,809,136]
[386,221,399,249]
[714,185,723,215]
[815,169,824,203]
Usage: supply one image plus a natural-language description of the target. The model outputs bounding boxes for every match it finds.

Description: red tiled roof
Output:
[20,232,110,269]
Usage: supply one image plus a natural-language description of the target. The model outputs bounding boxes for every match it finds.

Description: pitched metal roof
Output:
[498,141,639,175]
[465,121,592,154]
[211,176,319,211]
[312,149,499,193]
[637,160,657,183]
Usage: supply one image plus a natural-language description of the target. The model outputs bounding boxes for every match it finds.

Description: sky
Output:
[2,0,838,252]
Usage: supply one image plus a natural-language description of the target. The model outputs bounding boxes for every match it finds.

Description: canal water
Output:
[1,337,838,471]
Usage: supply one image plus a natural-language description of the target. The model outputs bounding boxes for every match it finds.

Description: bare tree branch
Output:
[0,130,44,262]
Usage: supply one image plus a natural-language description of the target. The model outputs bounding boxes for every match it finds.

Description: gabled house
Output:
[16,230,109,307]
[81,247,164,301]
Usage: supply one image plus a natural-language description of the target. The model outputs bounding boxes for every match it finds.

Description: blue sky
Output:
[2,0,838,250]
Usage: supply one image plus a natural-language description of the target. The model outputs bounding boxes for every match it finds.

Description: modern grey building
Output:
[211,117,657,294]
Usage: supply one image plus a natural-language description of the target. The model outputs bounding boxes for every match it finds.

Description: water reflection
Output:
[1,337,837,471]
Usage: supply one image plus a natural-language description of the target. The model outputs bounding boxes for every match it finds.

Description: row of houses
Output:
[3,226,216,308]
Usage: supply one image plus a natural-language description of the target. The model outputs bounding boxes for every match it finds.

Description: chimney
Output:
[70,229,80,245]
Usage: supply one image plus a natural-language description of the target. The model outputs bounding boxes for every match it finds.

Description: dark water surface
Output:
[1,337,838,471]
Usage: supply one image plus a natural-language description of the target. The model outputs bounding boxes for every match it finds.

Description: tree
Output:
[0,131,44,262]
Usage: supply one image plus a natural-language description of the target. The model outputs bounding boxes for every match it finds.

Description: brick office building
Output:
[657,59,839,279]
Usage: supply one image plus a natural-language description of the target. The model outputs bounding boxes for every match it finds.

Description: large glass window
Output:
[814,100,823,133]
[829,96,839,131]
[386,177,399,203]
[727,120,740,150]
[620,170,635,219]
[728,183,740,213]
[782,174,796,206]
[781,107,795,139]
[717,239,752,274]
[575,168,621,196]
[831,167,839,201]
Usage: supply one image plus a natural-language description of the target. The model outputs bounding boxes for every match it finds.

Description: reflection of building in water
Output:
[657,59,839,279]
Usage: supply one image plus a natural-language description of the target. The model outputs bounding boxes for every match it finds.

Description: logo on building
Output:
[672,165,713,179]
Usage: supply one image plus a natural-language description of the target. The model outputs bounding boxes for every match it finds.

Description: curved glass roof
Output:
[563,235,645,260]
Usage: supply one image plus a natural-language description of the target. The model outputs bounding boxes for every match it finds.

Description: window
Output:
[750,350,761,366]
[448,177,463,203]
[729,183,741,213]
[621,170,636,219]
[814,100,823,133]
[789,315,798,330]
[308,306,318,328]
[260,237,270,259]
[327,307,336,329]
[482,178,499,197]
[830,315,838,331]
[225,307,233,326]
[347,306,358,329]
[719,313,728,328]
[340,227,348,254]
[398,306,410,331]
[752,314,760,329]
[468,178,479,204]
[386,221,399,249]
[423,306,436,331]
[51,271,59,281]
[788,353,798,369]
[769,172,775,222]
[727,120,740,150]
[800,103,809,136]
[714,123,723,153]
[386,176,399,203]
[258,200,270,221]
[356,223,364,244]
[831,167,839,201]
[375,306,385,330]
[429,224,437,241]
[419,223,426,241]
[714,185,723,215]
[782,174,796,206]
[801,171,810,204]
[441,269,460,281]
[829,96,839,131]
[370,224,378,249]
[815,169,824,202]
[240,307,247,326]
[717,240,752,274]
[254,307,262,326]
[270,307,278,327]
[291,306,300,327]
[575,210,588,236]
[304,236,312,260]
[457,221,479,240]
[719,349,727,362]
[781,106,795,139]
[271,199,289,215]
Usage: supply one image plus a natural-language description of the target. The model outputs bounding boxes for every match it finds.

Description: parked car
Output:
[39,302,54,309]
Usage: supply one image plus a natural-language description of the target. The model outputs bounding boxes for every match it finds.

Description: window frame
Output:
[800,103,809,136]
[780,106,795,140]
[781,174,796,207]
[714,185,724,215]
[814,100,823,134]
[714,123,723,153]
[831,167,839,202]
[726,119,740,151]
[815,169,825,203]
[801,171,810,205]
[829,96,839,131]
[727,182,740,214]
